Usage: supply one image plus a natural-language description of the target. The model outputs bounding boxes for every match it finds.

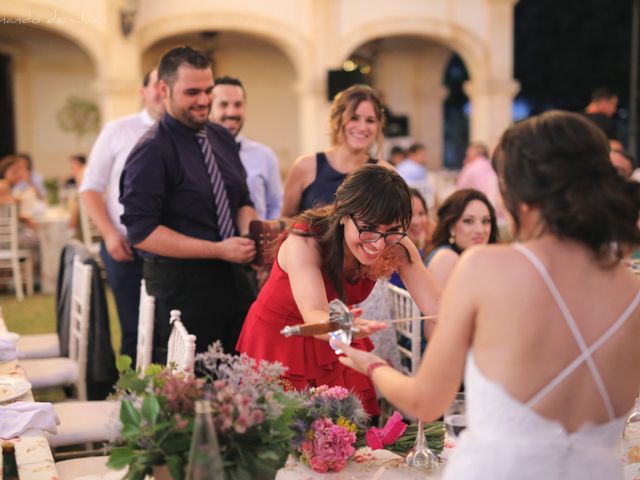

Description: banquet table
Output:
[0,359,59,480]
[34,207,72,294]
[276,448,443,479]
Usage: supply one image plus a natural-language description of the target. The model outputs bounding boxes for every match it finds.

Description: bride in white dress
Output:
[336,110,640,479]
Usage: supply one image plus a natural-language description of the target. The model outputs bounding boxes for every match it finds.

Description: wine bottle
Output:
[622,393,640,480]
[2,442,19,480]
[185,400,225,480]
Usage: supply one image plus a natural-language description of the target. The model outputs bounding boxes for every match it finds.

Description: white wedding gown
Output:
[442,244,640,480]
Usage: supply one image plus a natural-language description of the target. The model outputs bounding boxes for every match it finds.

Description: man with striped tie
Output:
[120,46,257,363]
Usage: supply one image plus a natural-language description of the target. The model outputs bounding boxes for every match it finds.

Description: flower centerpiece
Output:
[290,385,446,473]
[108,343,300,480]
[290,385,369,473]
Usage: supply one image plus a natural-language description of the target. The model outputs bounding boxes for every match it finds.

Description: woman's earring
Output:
[448,233,455,245]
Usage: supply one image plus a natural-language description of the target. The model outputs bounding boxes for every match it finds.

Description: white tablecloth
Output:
[34,208,71,294]
[276,448,442,479]
[0,360,59,480]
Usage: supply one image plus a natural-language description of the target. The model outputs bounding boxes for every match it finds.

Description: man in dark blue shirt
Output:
[120,46,257,362]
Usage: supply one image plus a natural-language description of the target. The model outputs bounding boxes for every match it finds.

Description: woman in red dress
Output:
[237,165,441,416]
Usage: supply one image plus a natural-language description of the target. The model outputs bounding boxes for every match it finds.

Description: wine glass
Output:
[405,418,439,471]
[444,392,467,440]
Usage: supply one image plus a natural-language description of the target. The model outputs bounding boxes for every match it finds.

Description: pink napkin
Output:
[0,401,60,439]
[0,338,18,361]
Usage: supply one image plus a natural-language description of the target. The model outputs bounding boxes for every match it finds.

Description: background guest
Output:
[80,69,164,360]
[390,188,435,289]
[426,189,499,289]
[281,85,392,217]
[610,148,635,179]
[456,142,501,213]
[388,145,405,166]
[15,153,46,200]
[396,142,428,184]
[210,76,284,220]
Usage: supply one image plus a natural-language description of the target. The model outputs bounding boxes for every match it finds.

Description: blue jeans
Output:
[100,242,143,360]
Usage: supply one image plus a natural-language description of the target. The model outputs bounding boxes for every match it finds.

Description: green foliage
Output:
[108,352,302,480]
[56,96,100,139]
[108,357,197,480]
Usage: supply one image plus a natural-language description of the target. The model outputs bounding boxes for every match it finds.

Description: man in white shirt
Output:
[79,69,164,360]
[209,76,283,220]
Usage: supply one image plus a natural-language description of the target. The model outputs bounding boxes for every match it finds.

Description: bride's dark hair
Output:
[292,164,412,299]
[492,110,640,262]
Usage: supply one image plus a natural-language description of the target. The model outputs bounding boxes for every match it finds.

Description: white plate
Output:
[0,375,31,403]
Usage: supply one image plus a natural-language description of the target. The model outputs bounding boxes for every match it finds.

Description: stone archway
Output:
[336,18,489,84]
[136,11,311,83]
[0,1,104,77]
[336,15,518,153]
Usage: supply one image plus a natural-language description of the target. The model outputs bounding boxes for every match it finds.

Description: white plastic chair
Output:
[78,198,101,258]
[20,256,92,399]
[166,310,196,372]
[136,279,155,371]
[0,202,34,301]
[388,284,422,375]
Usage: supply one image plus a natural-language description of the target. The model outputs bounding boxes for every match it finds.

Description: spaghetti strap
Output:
[513,243,640,420]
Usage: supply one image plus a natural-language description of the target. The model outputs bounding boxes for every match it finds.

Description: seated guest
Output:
[0,155,40,248]
[390,188,435,288]
[426,189,499,289]
[67,154,87,234]
[282,85,392,217]
[15,153,46,200]
[337,111,640,480]
[237,165,441,416]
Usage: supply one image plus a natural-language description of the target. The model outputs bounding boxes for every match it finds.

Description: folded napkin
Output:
[0,338,18,361]
[0,401,60,439]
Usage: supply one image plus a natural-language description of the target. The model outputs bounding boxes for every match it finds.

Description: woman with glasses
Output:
[237,165,440,416]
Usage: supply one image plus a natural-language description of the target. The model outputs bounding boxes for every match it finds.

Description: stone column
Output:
[295,0,340,156]
[95,0,142,123]
[464,78,519,149]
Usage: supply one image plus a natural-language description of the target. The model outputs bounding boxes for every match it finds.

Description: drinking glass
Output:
[405,418,439,471]
[444,392,467,440]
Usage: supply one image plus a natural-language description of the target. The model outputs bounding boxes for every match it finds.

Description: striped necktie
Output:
[195,129,235,239]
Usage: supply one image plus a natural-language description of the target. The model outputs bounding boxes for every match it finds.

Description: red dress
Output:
[236,240,379,416]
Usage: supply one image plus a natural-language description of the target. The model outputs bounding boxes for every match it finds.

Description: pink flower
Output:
[365,411,407,449]
[311,385,350,401]
[306,418,356,473]
[251,409,264,424]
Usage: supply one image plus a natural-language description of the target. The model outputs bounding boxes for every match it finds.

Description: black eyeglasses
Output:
[349,215,407,245]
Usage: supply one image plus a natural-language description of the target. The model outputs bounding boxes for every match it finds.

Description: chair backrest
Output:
[78,199,101,252]
[68,255,93,400]
[0,202,19,254]
[388,283,422,375]
[136,280,155,371]
[166,310,196,372]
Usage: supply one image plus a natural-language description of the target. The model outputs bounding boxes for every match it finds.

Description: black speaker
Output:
[327,70,366,101]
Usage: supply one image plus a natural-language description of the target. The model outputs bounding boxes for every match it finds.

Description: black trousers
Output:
[143,258,256,364]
